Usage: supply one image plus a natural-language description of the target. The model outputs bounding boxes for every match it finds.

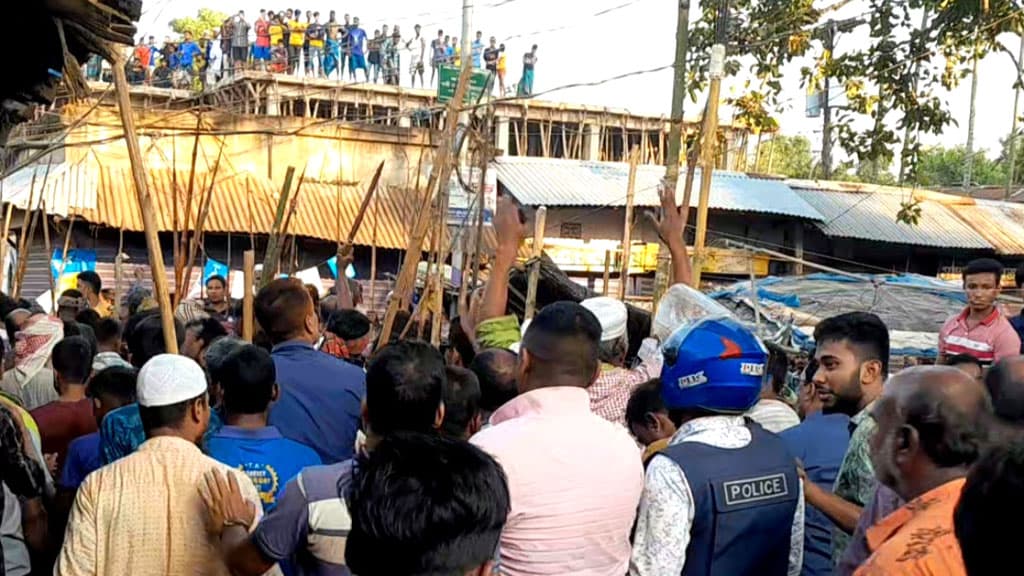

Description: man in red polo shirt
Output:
[939,258,1021,365]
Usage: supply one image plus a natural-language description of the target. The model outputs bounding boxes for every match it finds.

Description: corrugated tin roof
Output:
[492,156,823,220]
[65,166,498,252]
[791,185,993,250]
[947,199,1024,255]
[0,161,97,216]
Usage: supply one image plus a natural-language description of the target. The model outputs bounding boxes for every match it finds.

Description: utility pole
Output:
[1007,34,1024,200]
[691,3,729,289]
[650,0,691,315]
[821,20,837,180]
[964,40,980,190]
[817,16,863,180]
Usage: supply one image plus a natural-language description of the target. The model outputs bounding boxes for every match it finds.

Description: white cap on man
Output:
[137,354,207,407]
[580,296,628,342]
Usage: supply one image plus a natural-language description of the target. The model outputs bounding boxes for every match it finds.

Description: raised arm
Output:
[647,178,692,287]
[477,193,525,324]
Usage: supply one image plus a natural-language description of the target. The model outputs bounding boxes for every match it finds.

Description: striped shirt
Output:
[938,307,1020,364]
[253,460,355,575]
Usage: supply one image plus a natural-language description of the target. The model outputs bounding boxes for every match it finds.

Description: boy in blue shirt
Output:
[61,365,139,491]
[205,344,321,511]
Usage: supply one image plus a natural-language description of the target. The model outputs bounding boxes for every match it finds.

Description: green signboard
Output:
[437,65,491,104]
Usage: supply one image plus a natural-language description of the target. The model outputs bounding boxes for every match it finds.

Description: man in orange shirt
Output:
[853,366,991,576]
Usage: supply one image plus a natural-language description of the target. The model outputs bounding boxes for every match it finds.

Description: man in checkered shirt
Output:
[581,297,661,427]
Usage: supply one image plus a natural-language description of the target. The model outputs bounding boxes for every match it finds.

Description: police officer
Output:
[630,316,804,576]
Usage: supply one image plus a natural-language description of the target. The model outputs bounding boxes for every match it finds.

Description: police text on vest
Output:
[722,473,789,506]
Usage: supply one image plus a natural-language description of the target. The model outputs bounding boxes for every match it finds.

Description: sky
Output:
[138,0,1023,164]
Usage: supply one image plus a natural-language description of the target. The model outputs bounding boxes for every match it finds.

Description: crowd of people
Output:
[0,182,1023,576]
[110,9,539,97]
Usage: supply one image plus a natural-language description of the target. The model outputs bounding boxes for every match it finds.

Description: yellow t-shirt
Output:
[498,53,507,72]
[289,20,308,46]
[269,24,284,47]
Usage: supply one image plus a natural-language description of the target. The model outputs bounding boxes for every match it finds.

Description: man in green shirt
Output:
[800,311,889,566]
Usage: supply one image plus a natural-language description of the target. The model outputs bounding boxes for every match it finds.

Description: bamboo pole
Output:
[345,161,385,246]
[470,143,490,291]
[110,53,178,353]
[378,61,475,345]
[260,167,296,287]
[41,208,56,312]
[182,141,226,300]
[242,250,255,342]
[618,147,639,300]
[176,115,204,302]
[524,206,548,320]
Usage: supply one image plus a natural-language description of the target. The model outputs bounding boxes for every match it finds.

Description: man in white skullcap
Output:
[580,296,662,427]
[56,354,272,576]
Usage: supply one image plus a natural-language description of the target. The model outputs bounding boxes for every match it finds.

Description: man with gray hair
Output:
[579,296,660,427]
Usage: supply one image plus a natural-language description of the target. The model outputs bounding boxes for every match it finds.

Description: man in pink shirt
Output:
[472,301,643,576]
[938,258,1020,365]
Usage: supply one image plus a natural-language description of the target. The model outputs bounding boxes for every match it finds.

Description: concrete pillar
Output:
[582,123,601,161]
[494,116,510,153]
[266,84,280,116]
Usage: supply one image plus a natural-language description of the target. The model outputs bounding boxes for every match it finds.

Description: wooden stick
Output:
[278,166,309,267]
[524,206,548,320]
[111,50,178,354]
[619,146,640,300]
[0,204,14,293]
[182,140,226,301]
[470,123,492,291]
[242,250,255,342]
[379,62,475,346]
[261,166,296,287]
[41,206,56,312]
[345,161,385,246]
[176,115,204,303]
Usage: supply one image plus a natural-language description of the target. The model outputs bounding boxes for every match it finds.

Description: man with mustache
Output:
[802,312,889,566]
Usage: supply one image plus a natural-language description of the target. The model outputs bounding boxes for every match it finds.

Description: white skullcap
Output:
[137,354,208,407]
[581,297,628,342]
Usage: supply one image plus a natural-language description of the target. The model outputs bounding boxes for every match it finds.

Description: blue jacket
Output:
[268,341,366,464]
[780,412,851,576]
[659,420,800,576]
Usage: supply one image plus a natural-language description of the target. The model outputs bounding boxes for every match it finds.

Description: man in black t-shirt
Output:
[483,36,500,95]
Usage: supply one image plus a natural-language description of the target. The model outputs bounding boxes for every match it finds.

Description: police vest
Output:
[658,419,799,576]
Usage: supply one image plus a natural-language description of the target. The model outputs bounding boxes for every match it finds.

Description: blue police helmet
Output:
[660,316,768,414]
